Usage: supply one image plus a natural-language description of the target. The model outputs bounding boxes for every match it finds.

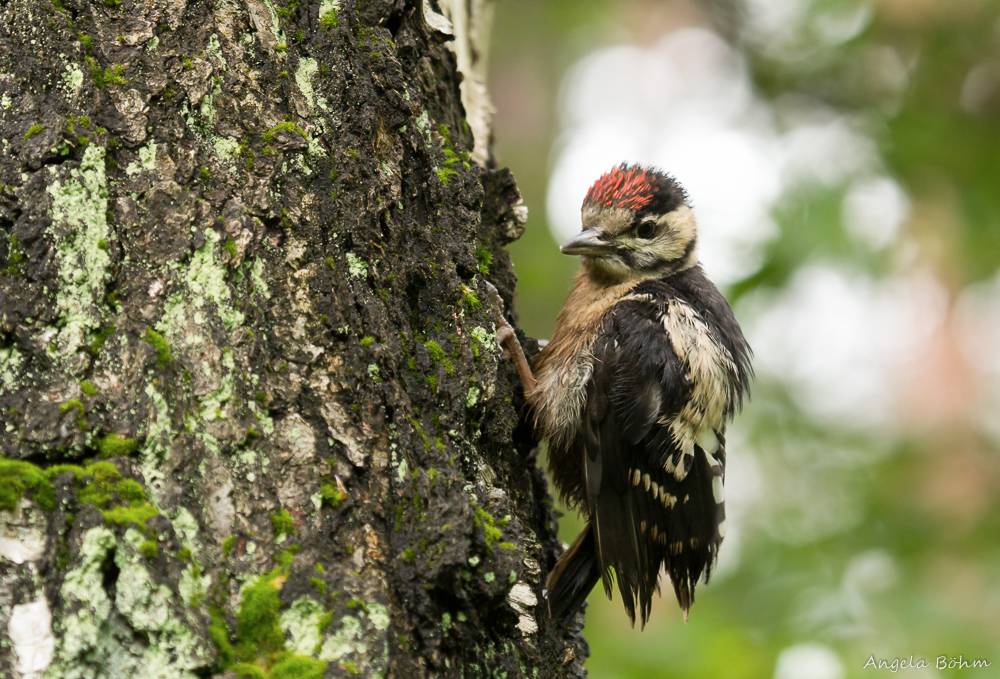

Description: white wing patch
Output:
[661,299,736,479]
[697,428,720,457]
[624,296,737,481]
[712,475,725,503]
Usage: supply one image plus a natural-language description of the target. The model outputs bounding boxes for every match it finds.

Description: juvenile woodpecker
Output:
[494,164,752,627]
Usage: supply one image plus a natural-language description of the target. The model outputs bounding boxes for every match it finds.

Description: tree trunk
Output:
[0,0,588,676]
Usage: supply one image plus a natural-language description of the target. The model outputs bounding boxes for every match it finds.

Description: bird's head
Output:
[562,164,698,284]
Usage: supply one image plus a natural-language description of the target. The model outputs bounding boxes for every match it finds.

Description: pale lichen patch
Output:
[0,498,46,563]
[199,79,222,123]
[206,34,226,70]
[180,98,239,174]
[319,615,367,661]
[393,450,409,485]
[61,62,84,100]
[139,141,157,169]
[465,386,480,408]
[280,597,326,656]
[171,507,201,556]
[252,402,275,436]
[58,527,116,662]
[178,563,211,609]
[251,257,271,299]
[295,57,318,110]
[294,153,314,176]
[471,326,497,354]
[115,529,212,674]
[46,144,111,357]
[140,384,172,501]
[154,294,203,346]
[183,229,245,331]
[366,603,389,631]
[200,351,235,421]
[346,253,368,279]
[215,136,241,169]
[415,110,433,146]
[262,0,287,48]
[0,345,24,391]
[125,139,157,176]
[307,136,325,158]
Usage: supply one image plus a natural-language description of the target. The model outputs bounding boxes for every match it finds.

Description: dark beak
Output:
[560,229,611,256]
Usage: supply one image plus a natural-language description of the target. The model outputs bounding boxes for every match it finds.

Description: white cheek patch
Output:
[666,205,697,244]
[628,205,698,266]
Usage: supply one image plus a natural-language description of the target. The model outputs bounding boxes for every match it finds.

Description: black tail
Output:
[544,524,602,624]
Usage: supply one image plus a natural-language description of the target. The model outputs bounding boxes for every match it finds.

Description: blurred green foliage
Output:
[490,1,1000,677]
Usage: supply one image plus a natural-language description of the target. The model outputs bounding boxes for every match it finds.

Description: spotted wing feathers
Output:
[582,294,731,625]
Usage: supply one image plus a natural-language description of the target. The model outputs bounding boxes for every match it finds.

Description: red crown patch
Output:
[584,165,656,211]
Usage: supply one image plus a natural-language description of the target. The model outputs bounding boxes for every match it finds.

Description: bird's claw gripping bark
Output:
[484,282,537,404]
[495,324,516,355]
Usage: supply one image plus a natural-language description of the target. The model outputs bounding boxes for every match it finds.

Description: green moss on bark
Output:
[210,558,328,678]
[144,327,172,367]
[103,503,159,529]
[97,432,139,458]
[320,484,344,508]
[139,539,158,558]
[0,458,56,511]
[59,399,88,429]
[271,508,294,537]
[236,570,286,660]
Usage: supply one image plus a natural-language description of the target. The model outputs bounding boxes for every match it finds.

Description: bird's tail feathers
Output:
[544,525,601,625]
[655,442,725,618]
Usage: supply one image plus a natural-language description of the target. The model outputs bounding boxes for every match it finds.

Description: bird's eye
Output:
[635,220,656,239]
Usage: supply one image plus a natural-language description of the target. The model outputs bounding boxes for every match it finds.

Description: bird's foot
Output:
[484,282,537,402]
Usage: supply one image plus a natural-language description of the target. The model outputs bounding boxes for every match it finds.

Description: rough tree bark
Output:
[0,0,588,676]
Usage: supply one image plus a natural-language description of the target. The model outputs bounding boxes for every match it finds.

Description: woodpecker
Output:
[493,164,752,627]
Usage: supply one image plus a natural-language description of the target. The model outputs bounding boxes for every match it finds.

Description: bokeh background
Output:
[487,1,1000,677]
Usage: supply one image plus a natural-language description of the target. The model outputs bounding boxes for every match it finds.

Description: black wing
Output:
[581,296,729,626]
